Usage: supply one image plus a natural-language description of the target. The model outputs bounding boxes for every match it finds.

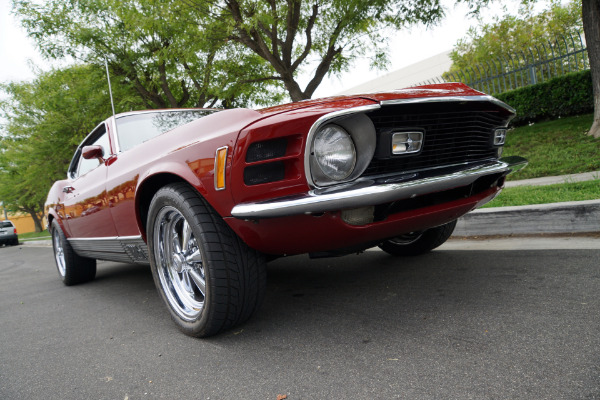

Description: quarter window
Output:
[74,126,111,178]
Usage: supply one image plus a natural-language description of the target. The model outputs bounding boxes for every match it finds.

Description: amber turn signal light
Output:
[214,146,228,191]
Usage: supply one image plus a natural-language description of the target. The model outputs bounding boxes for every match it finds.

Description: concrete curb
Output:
[454,199,600,237]
[504,171,599,188]
[18,240,52,247]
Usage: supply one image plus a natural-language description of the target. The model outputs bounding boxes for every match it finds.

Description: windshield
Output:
[116,110,217,152]
[0,221,13,228]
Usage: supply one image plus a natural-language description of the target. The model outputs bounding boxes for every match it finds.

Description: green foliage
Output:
[502,113,600,180]
[497,70,594,126]
[483,179,600,208]
[13,0,283,108]
[18,230,51,241]
[0,64,143,228]
[195,0,496,101]
[13,0,503,104]
[447,0,583,73]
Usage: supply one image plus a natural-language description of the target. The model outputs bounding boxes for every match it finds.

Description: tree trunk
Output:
[23,206,45,232]
[583,0,600,138]
[283,76,309,101]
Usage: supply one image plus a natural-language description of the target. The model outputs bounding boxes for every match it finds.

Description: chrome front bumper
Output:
[231,156,528,219]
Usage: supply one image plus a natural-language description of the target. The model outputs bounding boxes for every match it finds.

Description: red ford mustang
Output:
[45,83,527,337]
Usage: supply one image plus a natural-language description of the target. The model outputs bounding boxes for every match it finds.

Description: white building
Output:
[337,51,452,95]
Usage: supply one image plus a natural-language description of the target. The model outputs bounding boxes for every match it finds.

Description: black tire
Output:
[11,238,19,246]
[50,220,97,285]
[146,183,267,338]
[378,219,457,256]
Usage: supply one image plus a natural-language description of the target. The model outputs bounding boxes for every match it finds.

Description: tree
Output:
[190,0,442,102]
[0,65,142,231]
[13,0,283,109]
[446,0,583,72]
[446,0,600,138]
[582,0,600,137]
[186,0,500,102]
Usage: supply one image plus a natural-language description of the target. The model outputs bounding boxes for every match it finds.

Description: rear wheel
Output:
[50,220,96,285]
[379,220,457,256]
[147,183,266,337]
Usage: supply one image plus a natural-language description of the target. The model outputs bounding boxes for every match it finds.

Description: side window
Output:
[75,128,111,178]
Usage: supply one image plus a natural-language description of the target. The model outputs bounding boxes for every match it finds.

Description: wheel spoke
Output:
[171,219,183,254]
[181,220,192,252]
[185,249,203,264]
[182,270,194,294]
[188,268,206,297]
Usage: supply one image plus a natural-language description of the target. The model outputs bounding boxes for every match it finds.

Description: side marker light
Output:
[215,146,228,191]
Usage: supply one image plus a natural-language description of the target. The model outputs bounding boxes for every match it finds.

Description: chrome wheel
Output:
[379,220,457,256]
[50,220,96,285]
[53,229,66,277]
[147,183,267,337]
[153,206,206,321]
[388,231,423,246]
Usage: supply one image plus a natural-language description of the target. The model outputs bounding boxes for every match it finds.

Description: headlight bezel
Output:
[305,106,379,188]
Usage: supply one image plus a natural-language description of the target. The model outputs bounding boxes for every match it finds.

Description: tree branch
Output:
[291,2,318,71]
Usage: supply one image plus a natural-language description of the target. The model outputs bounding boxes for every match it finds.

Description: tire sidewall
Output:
[146,187,213,335]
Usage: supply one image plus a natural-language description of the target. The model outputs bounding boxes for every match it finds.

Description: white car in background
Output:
[0,220,18,246]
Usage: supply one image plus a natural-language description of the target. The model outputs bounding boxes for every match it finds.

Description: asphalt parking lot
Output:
[1,238,599,399]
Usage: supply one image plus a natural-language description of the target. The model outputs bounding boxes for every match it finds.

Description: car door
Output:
[62,123,119,238]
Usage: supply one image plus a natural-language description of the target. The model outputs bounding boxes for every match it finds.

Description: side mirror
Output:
[82,145,104,161]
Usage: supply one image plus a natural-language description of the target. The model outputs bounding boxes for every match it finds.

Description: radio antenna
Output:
[104,58,117,118]
[104,58,119,147]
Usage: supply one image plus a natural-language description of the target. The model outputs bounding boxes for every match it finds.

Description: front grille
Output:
[364,101,511,177]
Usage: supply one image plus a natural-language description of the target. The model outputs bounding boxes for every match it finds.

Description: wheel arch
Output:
[136,173,193,241]
[46,211,64,235]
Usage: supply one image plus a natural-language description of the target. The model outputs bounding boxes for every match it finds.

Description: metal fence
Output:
[415,31,589,95]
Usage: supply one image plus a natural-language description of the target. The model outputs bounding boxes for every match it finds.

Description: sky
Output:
[0,0,536,100]
[0,0,45,83]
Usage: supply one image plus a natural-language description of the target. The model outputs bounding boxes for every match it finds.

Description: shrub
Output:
[495,70,593,126]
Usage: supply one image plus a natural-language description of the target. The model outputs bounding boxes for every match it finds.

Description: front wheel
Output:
[147,183,266,337]
[378,219,457,256]
[50,220,96,285]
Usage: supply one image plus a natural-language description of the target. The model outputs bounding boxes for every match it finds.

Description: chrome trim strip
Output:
[304,104,381,189]
[379,95,517,115]
[109,116,122,154]
[68,235,143,241]
[231,156,527,219]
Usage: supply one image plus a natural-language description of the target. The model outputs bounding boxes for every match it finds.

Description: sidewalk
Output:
[453,171,600,237]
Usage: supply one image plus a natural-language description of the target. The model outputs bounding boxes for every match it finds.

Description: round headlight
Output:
[313,124,356,181]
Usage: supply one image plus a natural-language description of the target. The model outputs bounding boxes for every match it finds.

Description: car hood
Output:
[256,83,486,118]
